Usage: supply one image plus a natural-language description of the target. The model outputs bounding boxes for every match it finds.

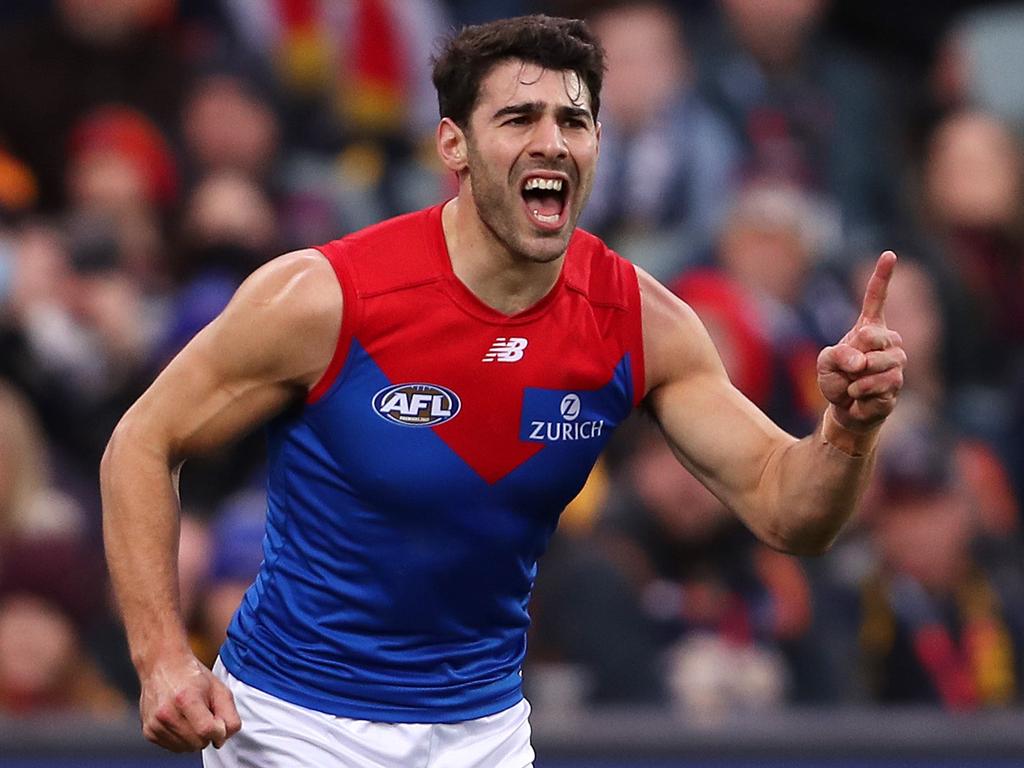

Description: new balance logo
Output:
[482,337,528,363]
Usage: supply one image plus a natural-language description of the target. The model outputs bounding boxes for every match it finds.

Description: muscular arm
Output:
[640,255,903,556]
[100,249,341,750]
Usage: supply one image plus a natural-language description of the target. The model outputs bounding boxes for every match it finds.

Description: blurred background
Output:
[0,0,1022,765]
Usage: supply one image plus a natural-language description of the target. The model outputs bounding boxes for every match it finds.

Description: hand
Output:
[139,653,241,752]
[817,251,905,433]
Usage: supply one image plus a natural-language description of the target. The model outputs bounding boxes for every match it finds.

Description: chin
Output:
[519,232,572,263]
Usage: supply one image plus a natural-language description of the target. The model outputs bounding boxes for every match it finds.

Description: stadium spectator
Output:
[0,216,167,498]
[696,0,902,252]
[68,105,180,216]
[211,0,453,226]
[215,0,447,145]
[181,71,281,184]
[0,0,187,212]
[597,420,814,714]
[174,171,279,287]
[0,379,126,716]
[580,0,741,281]
[920,110,1024,396]
[670,269,774,410]
[714,181,855,434]
[526,464,668,707]
[805,251,1023,703]
[932,4,1024,131]
[857,395,1024,709]
[65,105,177,293]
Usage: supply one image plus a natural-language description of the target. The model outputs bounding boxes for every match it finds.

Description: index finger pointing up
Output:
[859,250,897,325]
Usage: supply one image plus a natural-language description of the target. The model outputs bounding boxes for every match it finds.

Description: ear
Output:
[595,120,602,157]
[437,117,468,173]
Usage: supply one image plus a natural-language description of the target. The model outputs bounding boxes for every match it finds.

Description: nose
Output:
[527,116,568,160]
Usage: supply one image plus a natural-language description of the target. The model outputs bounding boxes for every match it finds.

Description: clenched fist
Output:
[140,653,241,752]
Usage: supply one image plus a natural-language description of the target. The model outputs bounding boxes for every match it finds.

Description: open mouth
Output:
[520,174,569,230]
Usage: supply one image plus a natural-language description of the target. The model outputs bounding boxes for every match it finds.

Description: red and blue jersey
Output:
[219,203,645,722]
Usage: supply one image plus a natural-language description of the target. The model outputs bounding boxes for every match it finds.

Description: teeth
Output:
[531,209,560,224]
[523,177,563,192]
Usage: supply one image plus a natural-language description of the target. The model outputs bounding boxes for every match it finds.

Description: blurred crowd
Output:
[0,0,1022,720]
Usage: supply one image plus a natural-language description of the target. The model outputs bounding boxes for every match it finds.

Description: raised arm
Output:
[100,249,340,752]
[641,252,904,555]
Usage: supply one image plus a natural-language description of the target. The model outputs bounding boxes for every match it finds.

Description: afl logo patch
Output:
[372,383,461,427]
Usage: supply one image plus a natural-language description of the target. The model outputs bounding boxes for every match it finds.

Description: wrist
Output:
[130,633,194,678]
[821,406,881,457]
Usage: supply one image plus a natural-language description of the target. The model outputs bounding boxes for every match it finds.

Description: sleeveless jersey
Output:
[219,203,645,723]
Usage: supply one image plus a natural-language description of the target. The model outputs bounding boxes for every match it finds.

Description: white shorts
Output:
[203,659,535,768]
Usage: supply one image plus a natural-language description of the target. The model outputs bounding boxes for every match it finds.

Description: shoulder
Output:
[637,267,726,396]
[564,229,640,309]
[232,248,341,324]
[320,206,438,257]
[213,248,342,386]
[317,206,444,293]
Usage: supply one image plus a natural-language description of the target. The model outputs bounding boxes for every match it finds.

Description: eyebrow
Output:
[492,102,594,123]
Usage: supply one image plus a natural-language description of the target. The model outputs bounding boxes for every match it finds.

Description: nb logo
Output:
[482,337,528,363]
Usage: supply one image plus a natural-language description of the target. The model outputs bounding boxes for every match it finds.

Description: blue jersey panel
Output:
[220,340,636,722]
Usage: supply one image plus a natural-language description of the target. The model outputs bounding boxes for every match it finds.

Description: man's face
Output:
[462,59,600,263]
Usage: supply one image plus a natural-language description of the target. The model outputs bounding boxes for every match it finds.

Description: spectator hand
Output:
[816,251,905,432]
[139,652,241,752]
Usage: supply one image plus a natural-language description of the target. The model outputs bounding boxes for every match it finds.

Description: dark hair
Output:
[432,15,606,128]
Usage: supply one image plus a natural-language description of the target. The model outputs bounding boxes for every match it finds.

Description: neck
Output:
[441,195,565,316]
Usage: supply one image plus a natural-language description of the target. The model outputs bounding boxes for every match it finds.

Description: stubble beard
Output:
[465,143,593,265]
